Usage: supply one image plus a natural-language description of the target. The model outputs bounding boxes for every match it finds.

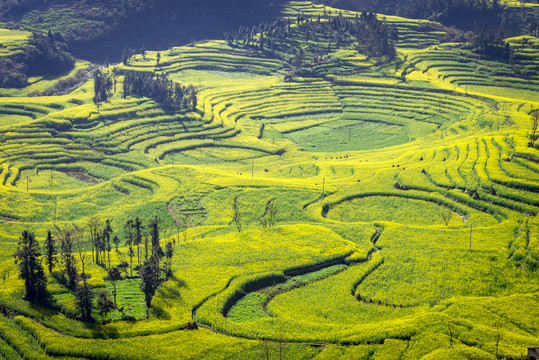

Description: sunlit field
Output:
[0,1,537,359]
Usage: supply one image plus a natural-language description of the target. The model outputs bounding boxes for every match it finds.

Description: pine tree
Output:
[139,256,160,319]
[134,217,143,264]
[44,230,57,273]
[60,230,78,290]
[102,219,113,265]
[165,241,173,278]
[150,217,160,257]
[14,230,48,302]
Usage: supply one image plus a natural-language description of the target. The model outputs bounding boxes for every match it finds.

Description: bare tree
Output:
[73,226,88,276]
[232,197,242,232]
[182,215,190,242]
[441,209,453,226]
[102,219,113,267]
[267,200,278,227]
[86,216,102,262]
[260,200,278,228]
[108,266,121,309]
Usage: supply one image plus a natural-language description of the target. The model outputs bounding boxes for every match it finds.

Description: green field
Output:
[0,1,538,359]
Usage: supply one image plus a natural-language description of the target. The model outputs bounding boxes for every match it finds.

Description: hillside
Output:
[0,1,538,360]
[0,0,287,61]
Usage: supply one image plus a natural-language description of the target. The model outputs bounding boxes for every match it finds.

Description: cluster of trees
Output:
[226,10,397,71]
[24,31,74,76]
[122,72,197,110]
[0,58,27,88]
[14,216,175,322]
[471,26,513,62]
[232,199,279,232]
[0,31,74,88]
[315,0,538,37]
[93,69,114,112]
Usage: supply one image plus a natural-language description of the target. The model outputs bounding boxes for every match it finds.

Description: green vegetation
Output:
[0,1,537,359]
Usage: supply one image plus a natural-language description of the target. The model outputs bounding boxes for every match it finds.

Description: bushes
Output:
[283,252,353,277]
[23,32,74,77]
[0,58,27,88]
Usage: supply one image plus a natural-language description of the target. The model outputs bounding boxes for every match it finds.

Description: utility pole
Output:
[26,176,29,193]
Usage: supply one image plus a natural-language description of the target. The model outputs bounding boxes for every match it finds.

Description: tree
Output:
[441,209,453,226]
[134,217,143,264]
[106,236,112,269]
[529,108,538,148]
[14,230,48,302]
[107,266,122,309]
[118,261,129,277]
[122,46,131,65]
[232,198,243,232]
[150,217,161,257]
[124,219,135,275]
[44,230,57,274]
[86,216,102,263]
[122,71,196,110]
[267,200,278,227]
[93,70,112,113]
[74,280,94,321]
[165,241,173,278]
[128,246,135,277]
[73,227,88,276]
[58,229,78,290]
[181,215,190,242]
[102,219,113,267]
[143,233,150,261]
[96,290,114,323]
[139,256,161,319]
[112,234,120,252]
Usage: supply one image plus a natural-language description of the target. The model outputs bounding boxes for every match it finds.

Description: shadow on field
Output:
[84,322,120,339]
[151,304,170,320]
[156,277,188,301]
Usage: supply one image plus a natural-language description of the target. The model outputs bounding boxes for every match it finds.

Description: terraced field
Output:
[0,1,538,359]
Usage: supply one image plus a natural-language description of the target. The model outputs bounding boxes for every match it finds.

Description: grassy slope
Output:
[0,1,538,359]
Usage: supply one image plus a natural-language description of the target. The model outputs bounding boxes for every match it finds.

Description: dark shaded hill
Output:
[314,0,538,37]
[0,0,287,61]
